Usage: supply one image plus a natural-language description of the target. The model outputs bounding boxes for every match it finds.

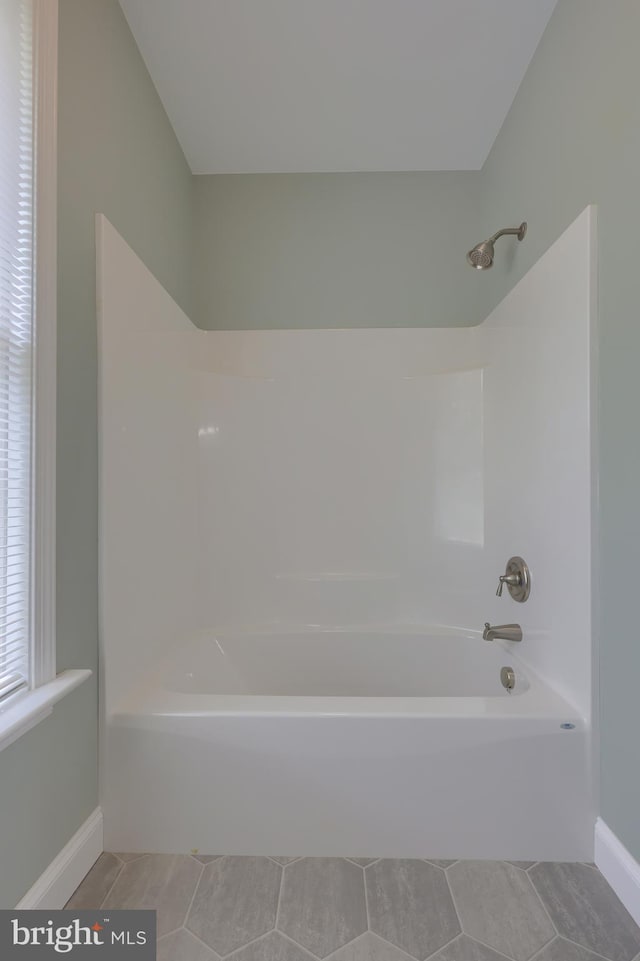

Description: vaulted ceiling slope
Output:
[119,0,557,174]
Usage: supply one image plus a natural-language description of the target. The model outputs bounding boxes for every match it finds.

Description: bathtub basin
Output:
[103,627,594,861]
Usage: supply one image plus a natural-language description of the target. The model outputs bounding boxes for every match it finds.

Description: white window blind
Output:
[0,0,34,703]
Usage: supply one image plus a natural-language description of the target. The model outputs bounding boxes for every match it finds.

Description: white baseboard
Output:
[595,817,640,927]
[16,808,103,909]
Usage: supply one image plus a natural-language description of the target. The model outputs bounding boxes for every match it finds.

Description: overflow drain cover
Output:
[500,666,516,691]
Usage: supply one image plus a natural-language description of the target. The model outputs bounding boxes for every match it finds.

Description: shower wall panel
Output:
[194,329,485,632]
[481,206,595,719]
[97,215,199,714]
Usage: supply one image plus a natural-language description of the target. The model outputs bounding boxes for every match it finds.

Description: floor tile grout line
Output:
[98,858,125,910]
[183,859,206,930]
[441,863,465,943]
[420,931,465,961]
[223,929,275,959]
[525,869,561,940]
[557,933,618,961]
[441,872,519,961]
[277,929,322,960]
[184,924,224,958]
[323,932,369,960]
[361,862,371,933]
[275,928,323,960]
[456,931,518,961]
[157,924,189,942]
[521,937,559,961]
[521,930,556,961]
[274,860,285,932]
[341,931,416,961]
[108,852,147,865]
[155,927,194,946]
[370,929,422,960]
[529,933,615,961]
[189,854,211,866]
[525,863,540,872]
[425,928,498,961]
[111,853,150,870]
[423,933,457,961]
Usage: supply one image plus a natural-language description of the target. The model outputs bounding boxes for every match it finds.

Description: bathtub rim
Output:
[110,678,586,726]
[106,624,587,725]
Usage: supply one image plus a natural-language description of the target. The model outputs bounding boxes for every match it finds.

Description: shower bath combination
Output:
[467,222,527,269]
[98,206,594,863]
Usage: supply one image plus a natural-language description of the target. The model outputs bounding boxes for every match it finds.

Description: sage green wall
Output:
[3,0,636,907]
[479,0,640,857]
[192,173,482,329]
[0,0,192,907]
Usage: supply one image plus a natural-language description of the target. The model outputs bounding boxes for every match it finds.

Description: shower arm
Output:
[490,224,527,244]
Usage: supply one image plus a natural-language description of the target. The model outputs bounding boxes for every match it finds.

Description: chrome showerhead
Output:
[467,222,527,270]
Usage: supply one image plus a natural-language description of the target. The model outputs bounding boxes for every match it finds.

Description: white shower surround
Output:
[97,207,595,859]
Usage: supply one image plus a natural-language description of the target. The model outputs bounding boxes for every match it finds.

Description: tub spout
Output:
[483,622,522,642]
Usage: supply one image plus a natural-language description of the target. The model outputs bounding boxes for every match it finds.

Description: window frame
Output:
[30,0,58,688]
[0,0,90,751]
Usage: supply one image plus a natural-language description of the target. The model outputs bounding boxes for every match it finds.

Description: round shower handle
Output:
[495,556,531,603]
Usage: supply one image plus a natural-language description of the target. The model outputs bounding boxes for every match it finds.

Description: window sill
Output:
[0,670,92,753]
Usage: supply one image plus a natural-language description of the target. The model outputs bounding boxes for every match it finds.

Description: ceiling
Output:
[119,0,557,175]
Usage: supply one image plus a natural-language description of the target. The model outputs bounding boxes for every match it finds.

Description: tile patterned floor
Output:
[66,854,640,961]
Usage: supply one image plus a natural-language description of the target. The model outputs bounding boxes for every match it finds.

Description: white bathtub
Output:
[103,628,594,861]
